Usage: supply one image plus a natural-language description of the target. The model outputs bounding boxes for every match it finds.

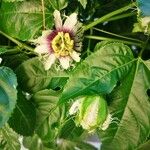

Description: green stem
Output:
[0,30,34,52]
[85,35,142,47]
[84,3,135,31]
[1,47,22,55]
[139,36,149,56]
[106,12,136,22]
[87,28,93,55]
[93,28,144,43]
[41,0,46,30]
[60,104,66,124]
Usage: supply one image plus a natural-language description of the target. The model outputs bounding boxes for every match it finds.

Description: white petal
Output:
[72,22,82,33]
[30,30,51,44]
[59,57,70,69]
[63,13,77,31]
[35,44,49,54]
[101,114,112,131]
[53,10,63,30]
[0,58,2,64]
[81,100,99,130]
[69,100,81,115]
[70,51,80,62]
[44,54,56,70]
[42,30,52,37]
[141,17,150,27]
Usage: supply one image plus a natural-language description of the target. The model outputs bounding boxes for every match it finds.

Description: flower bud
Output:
[69,95,112,132]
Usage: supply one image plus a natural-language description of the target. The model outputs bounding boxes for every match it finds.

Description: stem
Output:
[139,36,149,56]
[84,3,134,31]
[0,30,34,52]
[60,104,66,124]
[1,48,22,55]
[93,28,144,43]
[107,12,136,22]
[87,28,93,55]
[41,0,46,30]
[85,35,142,47]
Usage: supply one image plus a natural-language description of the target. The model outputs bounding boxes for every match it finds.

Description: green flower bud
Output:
[69,95,112,132]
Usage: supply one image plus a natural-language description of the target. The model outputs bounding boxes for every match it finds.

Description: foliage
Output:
[78,0,87,9]
[8,90,36,136]
[16,57,68,93]
[0,0,53,41]
[0,0,150,150]
[31,89,60,142]
[99,58,150,150]
[0,66,17,127]
[60,43,134,103]
[0,124,20,150]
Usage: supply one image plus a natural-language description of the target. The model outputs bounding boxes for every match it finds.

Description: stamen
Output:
[51,32,74,57]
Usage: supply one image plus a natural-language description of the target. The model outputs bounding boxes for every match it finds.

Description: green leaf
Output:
[2,0,24,2]
[138,139,150,150]
[2,53,29,70]
[59,118,83,139]
[56,139,98,150]
[24,137,97,150]
[16,57,68,93]
[48,0,68,10]
[0,0,53,41]
[23,135,42,150]
[0,124,20,150]
[23,134,53,150]
[94,41,115,52]
[31,89,60,141]
[78,0,87,9]
[0,66,17,127]
[99,59,150,150]
[59,43,134,104]
[8,90,36,136]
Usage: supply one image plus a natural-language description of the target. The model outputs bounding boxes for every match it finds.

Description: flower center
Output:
[51,32,74,57]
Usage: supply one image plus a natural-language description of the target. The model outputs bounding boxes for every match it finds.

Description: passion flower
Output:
[69,95,112,132]
[33,10,83,70]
